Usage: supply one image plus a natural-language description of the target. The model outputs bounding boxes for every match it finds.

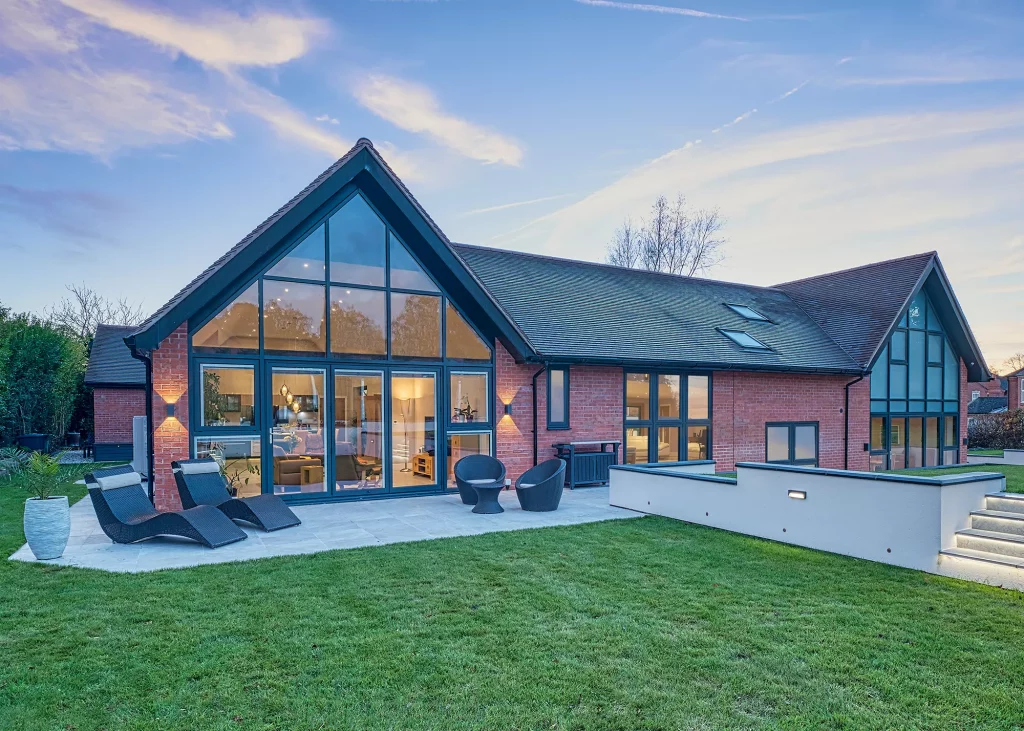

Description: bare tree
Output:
[46,283,146,339]
[1000,352,1024,375]
[606,194,726,277]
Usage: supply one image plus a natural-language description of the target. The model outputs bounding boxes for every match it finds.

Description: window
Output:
[194,436,262,498]
[263,281,326,354]
[329,194,386,286]
[547,367,570,429]
[971,391,980,401]
[333,371,384,491]
[765,422,818,466]
[446,303,491,360]
[719,329,770,350]
[192,283,259,352]
[391,372,437,488]
[450,372,488,423]
[725,303,770,321]
[446,433,491,487]
[270,369,326,495]
[391,293,441,359]
[389,234,438,292]
[200,365,255,427]
[267,224,325,281]
[330,287,386,357]
[624,371,711,463]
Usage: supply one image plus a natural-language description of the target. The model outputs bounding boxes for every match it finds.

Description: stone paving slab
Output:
[9,487,639,573]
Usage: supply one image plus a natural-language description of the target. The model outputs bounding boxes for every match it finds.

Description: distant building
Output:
[84,324,147,461]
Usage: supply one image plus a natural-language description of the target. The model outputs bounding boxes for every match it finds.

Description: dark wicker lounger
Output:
[85,465,247,549]
[172,458,301,532]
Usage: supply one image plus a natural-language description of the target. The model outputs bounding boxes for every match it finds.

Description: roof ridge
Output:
[775,251,936,289]
[452,242,781,292]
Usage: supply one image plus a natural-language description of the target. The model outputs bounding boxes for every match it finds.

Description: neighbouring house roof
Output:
[776,252,990,381]
[453,244,862,374]
[85,324,146,387]
[968,396,1008,414]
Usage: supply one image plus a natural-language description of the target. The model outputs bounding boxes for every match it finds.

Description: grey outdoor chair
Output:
[453,454,506,506]
[86,465,247,548]
[515,459,566,512]
[172,458,301,532]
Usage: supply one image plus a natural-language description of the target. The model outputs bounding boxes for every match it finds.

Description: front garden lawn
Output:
[968,448,1005,457]
[903,463,1024,493]
[3,465,1024,729]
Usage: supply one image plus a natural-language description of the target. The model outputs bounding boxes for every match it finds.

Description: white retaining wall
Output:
[609,462,1004,575]
[967,449,1024,466]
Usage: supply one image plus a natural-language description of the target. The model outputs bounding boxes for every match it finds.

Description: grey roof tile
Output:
[452,244,862,373]
[969,396,1008,414]
[775,252,935,368]
[85,325,145,386]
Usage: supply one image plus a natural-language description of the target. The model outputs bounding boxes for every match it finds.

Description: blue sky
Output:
[1,0,1022,368]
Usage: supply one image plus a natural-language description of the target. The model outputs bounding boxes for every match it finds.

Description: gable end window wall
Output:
[868,291,960,471]
[188,191,494,502]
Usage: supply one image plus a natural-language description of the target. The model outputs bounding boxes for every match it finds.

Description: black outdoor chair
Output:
[85,465,247,548]
[515,459,567,512]
[453,454,506,507]
[172,458,301,532]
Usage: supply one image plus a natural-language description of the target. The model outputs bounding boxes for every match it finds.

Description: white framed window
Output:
[971,390,980,401]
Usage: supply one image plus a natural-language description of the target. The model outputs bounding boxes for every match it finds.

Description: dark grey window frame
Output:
[546,366,570,430]
[623,370,713,464]
[765,421,819,466]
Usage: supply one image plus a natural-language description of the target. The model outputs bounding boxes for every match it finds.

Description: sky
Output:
[0,0,1022,371]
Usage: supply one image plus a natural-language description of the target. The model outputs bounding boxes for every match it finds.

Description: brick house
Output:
[967,377,1006,402]
[1009,369,1024,411]
[121,139,990,510]
[84,324,147,462]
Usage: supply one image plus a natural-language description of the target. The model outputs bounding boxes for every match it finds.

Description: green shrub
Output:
[968,409,1024,449]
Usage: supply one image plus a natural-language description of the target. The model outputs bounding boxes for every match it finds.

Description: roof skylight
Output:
[725,303,770,322]
[720,329,771,350]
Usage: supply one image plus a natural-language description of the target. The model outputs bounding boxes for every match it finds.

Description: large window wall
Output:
[188,190,494,501]
[624,372,711,464]
[868,291,960,471]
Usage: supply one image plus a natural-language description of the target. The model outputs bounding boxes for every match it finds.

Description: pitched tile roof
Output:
[968,396,1008,414]
[775,252,935,369]
[85,324,146,387]
[452,244,862,373]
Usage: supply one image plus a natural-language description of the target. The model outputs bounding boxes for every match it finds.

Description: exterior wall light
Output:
[788,490,806,500]
[504,402,512,417]
[166,403,176,418]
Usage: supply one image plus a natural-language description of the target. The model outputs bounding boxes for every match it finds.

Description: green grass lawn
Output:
[902,464,1024,493]
[968,448,1005,457]
[4,466,1024,729]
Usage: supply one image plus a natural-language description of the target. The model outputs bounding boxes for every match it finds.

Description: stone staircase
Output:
[941,492,1024,568]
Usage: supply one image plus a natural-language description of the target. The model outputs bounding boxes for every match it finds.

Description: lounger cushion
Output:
[519,483,535,488]
[93,471,142,490]
[177,461,221,475]
[466,478,498,484]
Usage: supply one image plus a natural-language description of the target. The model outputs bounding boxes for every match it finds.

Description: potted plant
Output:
[22,452,71,560]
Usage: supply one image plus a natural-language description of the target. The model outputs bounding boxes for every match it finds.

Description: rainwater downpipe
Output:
[843,374,866,470]
[531,365,547,466]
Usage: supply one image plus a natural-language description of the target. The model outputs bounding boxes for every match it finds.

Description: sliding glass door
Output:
[333,370,385,495]
[269,367,327,496]
[391,371,438,490]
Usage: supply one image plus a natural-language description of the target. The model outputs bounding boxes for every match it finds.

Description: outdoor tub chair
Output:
[85,465,247,548]
[515,459,567,512]
[453,454,506,505]
[172,458,301,532]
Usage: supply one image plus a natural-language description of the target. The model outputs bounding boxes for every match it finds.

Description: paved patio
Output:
[9,487,639,573]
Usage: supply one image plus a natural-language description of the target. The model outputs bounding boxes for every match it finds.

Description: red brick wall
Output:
[93,388,146,443]
[1009,375,1021,411]
[711,371,871,473]
[967,380,1005,399]
[151,324,190,510]
[495,343,623,481]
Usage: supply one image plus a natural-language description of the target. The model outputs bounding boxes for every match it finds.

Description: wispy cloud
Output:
[712,108,757,133]
[315,114,340,125]
[836,54,1024,87]
[573,0,747,21]
[0,183,122,245]
[458,193,574,218]
[352,74,524,166]
[57,0,325,68]
[0,65,232,157]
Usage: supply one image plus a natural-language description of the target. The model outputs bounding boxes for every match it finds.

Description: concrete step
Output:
[986,492,1024,515]
[956,529,1024,560]
[940,546,1024,569]
[971,509,1024,536]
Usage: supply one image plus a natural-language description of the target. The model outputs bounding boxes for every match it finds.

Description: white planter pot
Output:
[24,497,71,560]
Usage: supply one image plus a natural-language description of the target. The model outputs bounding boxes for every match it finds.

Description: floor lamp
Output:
[398,397,412,473]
